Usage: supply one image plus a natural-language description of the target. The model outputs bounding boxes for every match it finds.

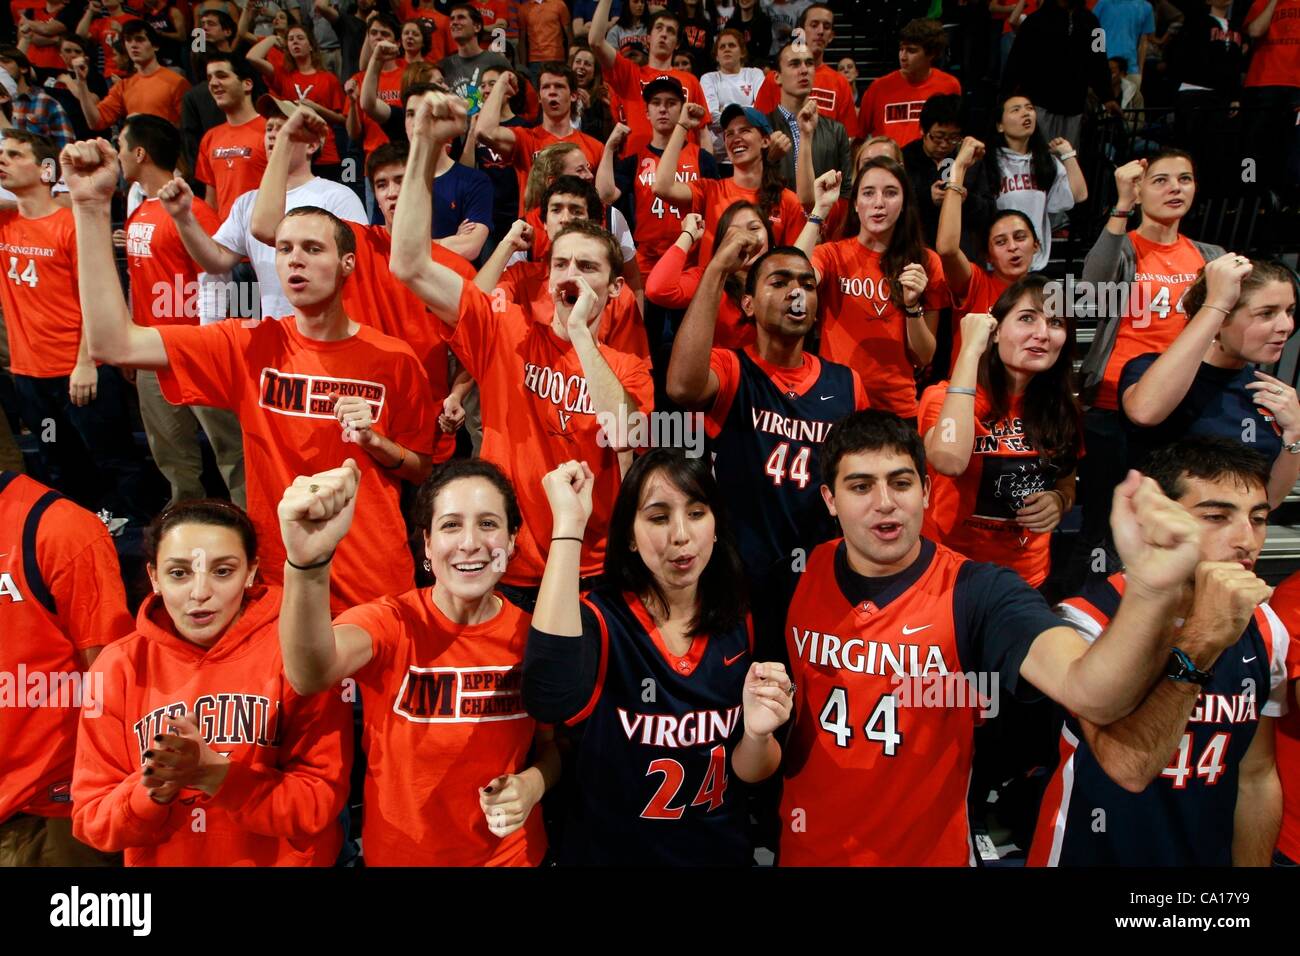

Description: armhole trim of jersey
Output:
[567,596,610,727]
[23,489,62,617]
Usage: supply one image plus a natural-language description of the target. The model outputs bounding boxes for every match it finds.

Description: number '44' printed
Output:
[6,257,37,288]
[1160,731,1230,788]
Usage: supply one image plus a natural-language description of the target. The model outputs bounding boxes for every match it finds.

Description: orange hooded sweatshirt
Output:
[71,585,353,866]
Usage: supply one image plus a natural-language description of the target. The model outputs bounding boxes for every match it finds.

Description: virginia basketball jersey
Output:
[710,349,857,582]
[1029,572,1289,866]
[560,589,753,866]
[781,538,994,866]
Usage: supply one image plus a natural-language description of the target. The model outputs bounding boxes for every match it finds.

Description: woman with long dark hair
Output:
[524,450,792,865]
[569,43,615,143]
[979,92,1086,272]
[72,500,353,866]
[249,23,348,179]
[654,101,805,259]
[276,458,560,866]
[799,157,945,421]
[645,200,772,348]
[919,276,1082,587]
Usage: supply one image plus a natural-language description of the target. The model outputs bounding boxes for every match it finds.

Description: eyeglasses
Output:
[927,131,962,146]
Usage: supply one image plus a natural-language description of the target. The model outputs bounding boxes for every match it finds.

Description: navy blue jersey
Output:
[1029,573,1289,866]
[555,588,753,866]
[708,347,860,583]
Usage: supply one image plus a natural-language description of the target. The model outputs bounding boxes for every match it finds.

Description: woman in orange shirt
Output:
[918,275,1082,588]
[937,134,1040,362]
[71,500,353,866]
[249,24,348,180]
[276,457,559,866]
[645,202,770,349]
[801,157,947,421]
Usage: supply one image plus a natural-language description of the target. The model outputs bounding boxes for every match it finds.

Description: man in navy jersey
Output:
[666,233,868,658]
[779,410,1218,866]
[1030,437,1288,866]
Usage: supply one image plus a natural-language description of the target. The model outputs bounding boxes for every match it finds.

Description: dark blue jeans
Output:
[14,366,150,519]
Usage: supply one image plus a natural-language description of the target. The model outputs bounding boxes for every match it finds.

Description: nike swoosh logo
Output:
[901,624,931,635]
[724,651,746,666]
[819,395,835,401]
[1242,656,1257,663]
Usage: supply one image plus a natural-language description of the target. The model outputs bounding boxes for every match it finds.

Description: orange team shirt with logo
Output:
[753,62,859,137]
[510,125,605,213]
[441,282,654,586]
[1095,232,1210,410]
[688,178,807,261]
[1245,0,1300,88]
[0,475,134,825]
[124,197,222,327]
[605,53,711,155]
[195,117,269,220]
[1265,571,1300,864]
[268,69,346,165]
[72,586,353,866]
[89,13,136,77]
[336,588,547,866]
[0,207,82,378]
[919,384,1071,587]
[344,223,475,463]
[95,68,190,127]
[949,267,1009,362]
[812,239,949,417]
[498,258,650,360]
[857,68,963,146]
[155,318,436,611]
[626,142,705,276]
[348,66,405,154]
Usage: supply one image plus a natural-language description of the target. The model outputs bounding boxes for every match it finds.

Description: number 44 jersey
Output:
[779,537,1062,866]
[1028,572,1289,866]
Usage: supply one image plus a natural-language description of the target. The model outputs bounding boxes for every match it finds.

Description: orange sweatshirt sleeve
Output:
[644,244,701,309]
[205,683,353,842]
[71,653,187,852]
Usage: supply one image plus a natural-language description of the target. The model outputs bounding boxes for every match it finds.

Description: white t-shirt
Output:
[994,148,1074,272]
[213,177,367,319]
[700,67,767,159]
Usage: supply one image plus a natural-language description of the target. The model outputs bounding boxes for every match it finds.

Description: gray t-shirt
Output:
[438,50,513,101]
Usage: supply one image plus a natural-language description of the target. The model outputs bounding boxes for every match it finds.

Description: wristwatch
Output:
[1285,437,1300,455]
[1165,647,1213,686]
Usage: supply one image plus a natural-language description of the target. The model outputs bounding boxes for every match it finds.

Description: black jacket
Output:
[1001,2,1114,115]
[1165,12,1247,94]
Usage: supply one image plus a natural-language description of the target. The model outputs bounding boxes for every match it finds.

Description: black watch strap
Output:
[1165,647,1213,686]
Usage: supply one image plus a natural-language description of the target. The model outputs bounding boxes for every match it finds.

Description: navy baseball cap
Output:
[642,75,686,102]
[720,104,771,135]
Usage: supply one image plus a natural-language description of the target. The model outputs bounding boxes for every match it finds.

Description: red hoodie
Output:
[71,585,353,866]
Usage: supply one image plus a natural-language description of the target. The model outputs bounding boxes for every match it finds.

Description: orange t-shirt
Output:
[195,116,269,220]
[644,243,755,350]
[605,53,710,155]
[811,239,949,418]
[0,206,82,378]
[1095,232,1211,410]
[348,65,405,154]
[753,62,860,138]
[23,5,67,70]
[156,317,436,612]
[510,125,605,214]
[441,281,654,586]
[268,69,346,165]
[1245,0,1300,88]
[949,267,1010,364]
[94,67,190,128]
[687,177,807,261]
[344,223,476,463]
[124,196,221,327]
[624,142,706,277]
[919,384,1066,587]
[399,1,454,58]
[71,586,353,866]
[857,68,963,146]
[89,13,136,77]
[336,588,547,866]
[0,474,133,824]
[518,0,569,62]
[498,258,650,360]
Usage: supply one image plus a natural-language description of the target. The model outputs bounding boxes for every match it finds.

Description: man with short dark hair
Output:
[194,53,268,218]
[0,46,76,147]
[67,19,189,128]
[901,92,964,245]
[765,41,850,203]
[754,3,858,137]
[65,134,437,612]
[438,3,512,100]
[857,18,962,146]
[1030,437,1287,866]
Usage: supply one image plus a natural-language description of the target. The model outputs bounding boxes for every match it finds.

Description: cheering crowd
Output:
[1,0,1299,868]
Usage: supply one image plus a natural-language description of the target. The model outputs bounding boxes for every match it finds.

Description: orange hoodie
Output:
[71,585,353,866]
